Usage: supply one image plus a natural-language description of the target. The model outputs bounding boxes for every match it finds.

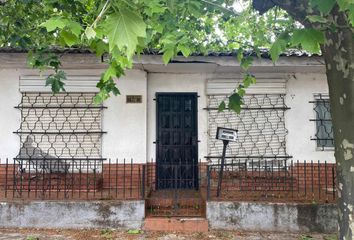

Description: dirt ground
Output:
[0,228,337,240]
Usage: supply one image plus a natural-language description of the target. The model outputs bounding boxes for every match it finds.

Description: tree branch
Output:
[253,0,312,27]
[200,0,239,16]
[90,0,110,28]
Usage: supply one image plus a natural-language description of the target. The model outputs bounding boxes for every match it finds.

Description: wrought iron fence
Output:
[0,157,337,205]
[0,158,145,200]
[206,159,337,203]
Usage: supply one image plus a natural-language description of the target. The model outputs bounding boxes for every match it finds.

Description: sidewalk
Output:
[0,228,336,240]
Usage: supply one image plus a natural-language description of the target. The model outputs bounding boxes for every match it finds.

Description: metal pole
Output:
[217,140,229,197]
[141,165,146,200]
[207,165,211,200]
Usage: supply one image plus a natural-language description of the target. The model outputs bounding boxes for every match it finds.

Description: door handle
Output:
[192,137,199,145]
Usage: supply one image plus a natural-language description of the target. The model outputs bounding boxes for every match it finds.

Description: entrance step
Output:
[144,217,208,232]
[146,189,205,217]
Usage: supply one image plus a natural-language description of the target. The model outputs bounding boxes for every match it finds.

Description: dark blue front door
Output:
[156,93,198,189]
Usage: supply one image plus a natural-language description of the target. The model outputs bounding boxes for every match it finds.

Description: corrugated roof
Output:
[0,47,320,58]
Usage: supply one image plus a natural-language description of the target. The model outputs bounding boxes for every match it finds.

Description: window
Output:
[15,92,105,172]
[312,94,334,150]
[207,94,290,168]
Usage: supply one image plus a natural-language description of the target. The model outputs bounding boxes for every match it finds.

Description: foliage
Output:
[0,0,353,110]
[323,235,338,240]
[127,229,142,234]
[299,235,314,240]
[100,228,113,240]
[25,237,39,240]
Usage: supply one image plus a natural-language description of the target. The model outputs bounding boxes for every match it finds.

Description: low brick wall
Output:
[0,163,145,200]
[207,201,337,233]
[0,200,145,229]
[291,163,336,191]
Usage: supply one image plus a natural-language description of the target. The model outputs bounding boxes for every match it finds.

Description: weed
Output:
[127,229,142,234]
[100,228,113,240]
[26,237,39,240]
[299,235,313,240]
[324,235,337,240]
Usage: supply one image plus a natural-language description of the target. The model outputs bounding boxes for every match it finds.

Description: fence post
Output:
[5,158,8,198]
[332,166,336,200]
[207,165,211,201]
[141,165,146,200]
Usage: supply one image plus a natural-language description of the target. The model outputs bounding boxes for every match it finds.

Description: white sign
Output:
[216,127,238,142]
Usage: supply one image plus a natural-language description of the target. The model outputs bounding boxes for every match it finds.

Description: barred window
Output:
[207,94,290,169]
[15,92,106,172]
[312,94,334,150]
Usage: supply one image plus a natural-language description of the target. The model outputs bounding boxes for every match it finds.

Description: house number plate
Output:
[126,95,142,103]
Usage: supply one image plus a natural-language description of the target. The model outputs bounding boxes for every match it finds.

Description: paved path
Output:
[0,229,336,240]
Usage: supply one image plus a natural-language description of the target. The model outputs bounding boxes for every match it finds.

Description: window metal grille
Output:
[310,94,334,150]
[206,94,291,169]
[14,92,106,172]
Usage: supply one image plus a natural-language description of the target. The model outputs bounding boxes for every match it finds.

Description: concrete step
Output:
[144,217,208,232]
[146,197,202,208]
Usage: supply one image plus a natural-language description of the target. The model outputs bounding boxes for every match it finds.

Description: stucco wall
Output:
[0,68,22,160]
[0,200,145,229]
[207,201,337,233]
[285,73,335,163]
[103,69,147,162]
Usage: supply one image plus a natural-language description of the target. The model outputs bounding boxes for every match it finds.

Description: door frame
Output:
[155,92,199,189]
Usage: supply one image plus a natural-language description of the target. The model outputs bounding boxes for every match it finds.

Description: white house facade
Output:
[0,52,334,164]
[0,51,339,229]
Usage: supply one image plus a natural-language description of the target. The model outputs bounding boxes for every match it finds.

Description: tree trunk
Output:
[252,2,354,238]
[322,24,354,239]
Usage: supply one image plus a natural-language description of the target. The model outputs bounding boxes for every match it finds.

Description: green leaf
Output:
[240,56,252,71]
[40,17,67,32]
[243,74,256,88]
[103,8,146,57]
[310,0,336,14]
[94,90,107,104]
[45,70,66,93]
[67,21,83,37]
[237,48,243,63]
[162,48,174,64]
[347,4,354,26]
[85,26,96,40]
[238,87,246,97]
[167,0,177,13]
[103,65,117,82]
[60,30,78,47]
[291,29,325,53]
[94,78,121,104]
[218,101,226,112]
[91,40,109,57]
[228,93,243,113]
[337,0,350,10]
[307,15,328,23]
[270,33,289,62]
[102,61,124,82]
[336,1,354,26]
[187,0,202,17]
[177,44,191,57]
